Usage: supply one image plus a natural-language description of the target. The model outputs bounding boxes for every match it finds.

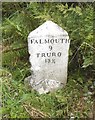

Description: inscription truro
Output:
[37,51,62,64]
[37,52,62,58]
[25,20,70,94]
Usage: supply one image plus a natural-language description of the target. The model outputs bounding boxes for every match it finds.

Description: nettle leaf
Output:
[75,6,82,16]
[55,95,67,103]
[82,57,93,68]
[56,4,65,12]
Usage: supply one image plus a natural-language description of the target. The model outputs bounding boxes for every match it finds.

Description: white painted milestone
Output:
[25,20,70,94]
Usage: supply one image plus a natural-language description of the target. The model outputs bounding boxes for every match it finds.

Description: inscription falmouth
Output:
[30,38,70,64]
[31,38,69,44]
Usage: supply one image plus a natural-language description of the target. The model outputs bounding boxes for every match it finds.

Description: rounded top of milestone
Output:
[28,20,68,38]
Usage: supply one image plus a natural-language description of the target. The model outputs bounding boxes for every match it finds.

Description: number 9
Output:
[49,46,52,51]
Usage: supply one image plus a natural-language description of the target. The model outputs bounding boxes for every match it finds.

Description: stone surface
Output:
[26,20,70,94]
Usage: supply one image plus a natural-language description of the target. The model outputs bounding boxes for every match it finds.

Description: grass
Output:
[1,61,94,119]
